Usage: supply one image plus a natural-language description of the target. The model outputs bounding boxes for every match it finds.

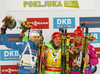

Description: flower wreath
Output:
[2,16,16,30]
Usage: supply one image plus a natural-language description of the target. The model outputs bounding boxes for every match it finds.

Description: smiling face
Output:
[53,37,61,47]
[30,35,39,43]
[74,35,82,45]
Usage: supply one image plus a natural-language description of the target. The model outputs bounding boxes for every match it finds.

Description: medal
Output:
[53,51,58,56]
[28,42,37,73]
[74,65,79,70]
[30,68,35,73]
[52,61,57,66]
[49,49,61,67]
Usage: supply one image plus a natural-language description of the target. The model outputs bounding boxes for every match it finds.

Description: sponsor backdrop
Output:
[0,0,100,74]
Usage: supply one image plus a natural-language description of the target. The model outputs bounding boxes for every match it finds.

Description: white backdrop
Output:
[0,0,100,74]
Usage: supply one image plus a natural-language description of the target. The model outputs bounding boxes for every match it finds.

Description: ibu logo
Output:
[84,32,100,43]
[0,49,19,61]
[89,32,100,43]
[53,17,75,29]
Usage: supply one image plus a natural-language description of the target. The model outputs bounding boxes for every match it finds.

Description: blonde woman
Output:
[69,26,98,74]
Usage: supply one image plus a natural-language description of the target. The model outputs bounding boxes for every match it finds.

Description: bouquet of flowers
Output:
[17,21,32,32]
[69,47,80,60]
[2,16,16,30]
[17,21,32,39]
[69,47,80,70]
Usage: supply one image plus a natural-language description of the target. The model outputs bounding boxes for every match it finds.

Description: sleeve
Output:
[45,47,49,55]
[22,35,29,41]
[44,45,49,55]
[89,45,99,65]
[1,33,27,55]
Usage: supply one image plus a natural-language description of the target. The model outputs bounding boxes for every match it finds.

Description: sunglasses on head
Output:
[32,30,40,33]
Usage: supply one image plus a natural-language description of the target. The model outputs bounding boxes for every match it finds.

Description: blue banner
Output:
[80,17,100,28]
[0,34,22,45]
[0,49,19,61]
[53,17,75,29]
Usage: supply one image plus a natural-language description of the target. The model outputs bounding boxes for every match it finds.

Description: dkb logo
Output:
[0,49,19,61]
[53,17,75,29]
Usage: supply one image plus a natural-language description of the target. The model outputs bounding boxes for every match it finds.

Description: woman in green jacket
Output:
[44,32,71,74]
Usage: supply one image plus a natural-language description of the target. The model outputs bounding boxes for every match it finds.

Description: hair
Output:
[72,37,84,51]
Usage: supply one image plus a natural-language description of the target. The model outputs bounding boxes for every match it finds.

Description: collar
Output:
[46,40,61,50]
[30,40,38,46]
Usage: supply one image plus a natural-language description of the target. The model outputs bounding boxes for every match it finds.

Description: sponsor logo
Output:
[94,47,100,58]
[24,66,31,69]
[0,50,19,61]
[53,17,75,29]
[64,0,79,8]
[1,65,19,74]
[27,18,49,29]
[23,0,79,8]
[0,34,21,45]
[81,21,100,24]
[89,32,100,43]
[83,32,100,43]
[1,68,19,73]
[24,1,62,7]
[80,17,100,28]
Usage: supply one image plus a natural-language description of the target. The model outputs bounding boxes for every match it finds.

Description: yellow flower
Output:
[29,25,31,27]
[75,50,79,53]
[23,22,25,25]
[74,49,77,51]
[25,25,27,27]
[69,50,72,53]
[10,17,13,21]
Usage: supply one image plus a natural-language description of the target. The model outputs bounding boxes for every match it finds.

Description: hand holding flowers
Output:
[2,16,16,30]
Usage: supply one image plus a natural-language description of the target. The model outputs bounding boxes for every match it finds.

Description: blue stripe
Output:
[24,50,37,56]
[20,66,36,70]
[72,67,91,71]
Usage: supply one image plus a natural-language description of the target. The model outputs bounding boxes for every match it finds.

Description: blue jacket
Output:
[1,33,38,74]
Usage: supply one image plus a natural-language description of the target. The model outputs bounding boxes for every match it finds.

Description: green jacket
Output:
[44,41,71,74]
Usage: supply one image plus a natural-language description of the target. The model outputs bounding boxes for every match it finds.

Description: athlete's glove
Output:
[0,25,7,34]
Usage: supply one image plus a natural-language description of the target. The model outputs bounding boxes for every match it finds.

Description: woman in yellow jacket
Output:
[44,32,71,74]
